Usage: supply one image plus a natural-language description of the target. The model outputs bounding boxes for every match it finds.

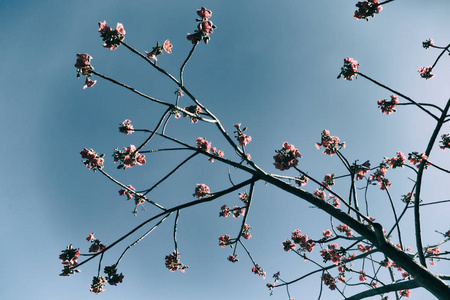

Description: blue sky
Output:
[1,1,450,299]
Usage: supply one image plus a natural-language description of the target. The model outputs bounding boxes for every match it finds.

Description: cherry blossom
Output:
[183,105,202,123]
[80,148,104,171]
[219,234,232,247]
[338,57,359,80]
[194,183,210,199]
[163,40,173,54]
[165,251,188,273]
[354,0,383,21]
[119,119,134,135]
[113,145,146,169]
[422,38,434,49]
[273,142,302,171]
[418,66,435,80]
[98,21,125,50]
[104,265,124,286]
[90,276,107,294]
[377,95,399,115]
[316,130,345,156]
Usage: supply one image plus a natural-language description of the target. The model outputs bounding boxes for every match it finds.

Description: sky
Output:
[1,0,450,299]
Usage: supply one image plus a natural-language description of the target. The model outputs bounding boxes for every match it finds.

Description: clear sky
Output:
[1,1,450,299]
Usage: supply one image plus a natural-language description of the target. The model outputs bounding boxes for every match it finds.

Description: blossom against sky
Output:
[1,1,450,299]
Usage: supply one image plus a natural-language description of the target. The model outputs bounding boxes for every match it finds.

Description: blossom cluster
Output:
[295,174,308,187]
[59,245,80,276]
[439,134,450,151]
[320,244,343,265]
[291,229,315,252]
[80,148,104,171]
[352,160,371,180]
[338,57,358,80]
[165,251,188,273]
[418,66,435,80]
[118,185,146,206]
[241,224,252,240]
[336,224,353,237]
[118,119,134,135]
[322,174,335,189]
[187,7,216,45]
[195,137,224,162]
[408,152,430,168]
[219,204,245,218]
[385,151,406,168]
[86,233,107,253]
[183,105,202,123]
[74,54,97,89]
[358,243,372,253]
[316,130,345,156]
[90,276,107,294]
[98,21,125,50]
[227,254,239,263]
[145,40,173,61]
[322,273,336,290]
[273,142,302,171]
[219,234,232,247]
[353,0,383,21]
[194,183,210,199]
[377,95,399,115]
[104,265,124,286]
[251,264,266,279]
[234,123,252,147]
[113,145,146,169]
[422,38,434,49]
[369,162,391,190]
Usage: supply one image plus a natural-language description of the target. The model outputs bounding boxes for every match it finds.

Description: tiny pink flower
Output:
[163,40,173,54]
[145,51,157,61]
[83,78,97,89]
[197,7,212,19]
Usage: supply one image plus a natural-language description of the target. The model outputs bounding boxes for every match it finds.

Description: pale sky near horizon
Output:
[1,1,450,299]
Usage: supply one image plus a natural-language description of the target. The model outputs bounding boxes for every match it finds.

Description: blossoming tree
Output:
[63,2,450,299]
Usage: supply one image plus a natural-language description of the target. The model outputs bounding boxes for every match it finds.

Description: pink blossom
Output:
[163,40,173,54]
[378,95,399,115]
[118,185,135,200]
[251,264,266,279]
[196,137,212,152]
[98,21,125,50]
[119,119,134,135]
[197,7,212,19]
[295,174,308,187]
[198,20,214,34]
[313,189,326,200]
[354,0,383,20]
[359,270,367,282]
[238,134,252,146]
[422,38,434,49]
[282,240,296,251]
[165,251,188,273]
[219,205,230,217]
[323,230,332,238]
[80,148,104,171]
[83,77,97,89]
[399,289,411,297]
[316,130,345,156]
[183,105,202,123]
[227,255,238,262]
[321,273,336,290]
[90,276,107,294]
[273,142,302,171]
[219,234,232,247]
[113,145,146,169]
[194,184,210,199]
[338,57,359,80]
[115,23,126,35]
[385,151,406,168]
[418,66,435,80]
[86,233,95,242]
[74,53,93,75]
[145,51,157,61]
